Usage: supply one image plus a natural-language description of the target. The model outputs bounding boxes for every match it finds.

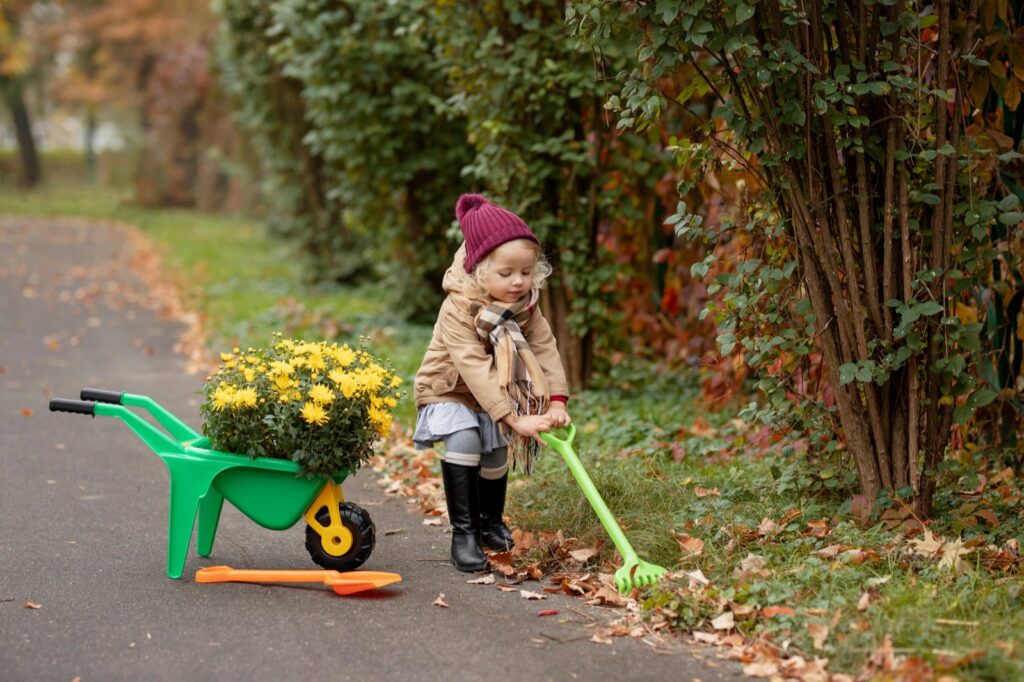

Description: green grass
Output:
[6,179,1021,679]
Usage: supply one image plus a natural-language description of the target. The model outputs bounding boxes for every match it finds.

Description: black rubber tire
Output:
[305,502,376,571]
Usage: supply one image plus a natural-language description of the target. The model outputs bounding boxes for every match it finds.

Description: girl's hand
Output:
[504,414,552,444]
[545,402,572,428]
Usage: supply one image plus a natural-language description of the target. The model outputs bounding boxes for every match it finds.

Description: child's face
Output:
[481,240,538,303]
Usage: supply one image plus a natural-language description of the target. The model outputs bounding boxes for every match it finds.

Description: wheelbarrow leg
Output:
[162,455,223,579]
[197,488,225,558]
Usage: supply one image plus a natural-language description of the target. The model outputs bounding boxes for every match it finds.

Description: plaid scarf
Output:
[453,289,549,474]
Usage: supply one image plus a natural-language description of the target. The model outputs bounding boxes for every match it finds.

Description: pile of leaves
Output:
[201,336,400,477]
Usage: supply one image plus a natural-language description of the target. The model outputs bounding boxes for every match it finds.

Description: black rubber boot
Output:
[440,461,489,572]
[479,472,515,551]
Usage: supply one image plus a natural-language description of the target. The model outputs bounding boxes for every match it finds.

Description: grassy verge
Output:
[5,181,1021,679]
[510,374,1023,680]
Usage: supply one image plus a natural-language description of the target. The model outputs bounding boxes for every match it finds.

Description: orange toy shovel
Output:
[195,566,402,595]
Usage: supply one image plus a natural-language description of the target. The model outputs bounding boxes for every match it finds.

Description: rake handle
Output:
[540,426,639,565]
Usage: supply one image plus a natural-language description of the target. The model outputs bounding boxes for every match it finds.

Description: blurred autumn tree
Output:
[34,0,250,209]
[1,0,41,186]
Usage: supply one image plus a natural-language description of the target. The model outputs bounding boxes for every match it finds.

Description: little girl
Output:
[413,194,572,572]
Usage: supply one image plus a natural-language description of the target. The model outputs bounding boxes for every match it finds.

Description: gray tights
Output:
[442,428,509,480]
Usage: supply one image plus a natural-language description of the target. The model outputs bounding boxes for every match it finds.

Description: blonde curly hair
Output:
[458,239,553,299]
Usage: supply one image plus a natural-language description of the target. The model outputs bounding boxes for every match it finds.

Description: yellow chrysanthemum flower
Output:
[220,352,234,362]
[390,375,402,388]
[300,401,329,426]
[211,384,237,411]
[332,346,356,367]
[309,384,336,405]
[367,406,392,436]
[270,361,293,375]
[243,368,256,383]
[234,387,258,408]
[274,373,294,391]
[294,341,319,355]
[306,353,326,372]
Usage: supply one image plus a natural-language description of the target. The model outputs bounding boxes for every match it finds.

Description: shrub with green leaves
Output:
[573,0,1015,511]
[200,337,401,477]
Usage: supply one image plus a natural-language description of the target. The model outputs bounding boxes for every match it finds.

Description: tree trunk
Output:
[4,80,41,187]
[540,276,585,392]
[84,107,97,183]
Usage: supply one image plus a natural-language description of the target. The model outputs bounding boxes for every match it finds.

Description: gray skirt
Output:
[413,401,508,454]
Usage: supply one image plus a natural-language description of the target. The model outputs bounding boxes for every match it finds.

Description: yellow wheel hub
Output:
[303,482,353,557]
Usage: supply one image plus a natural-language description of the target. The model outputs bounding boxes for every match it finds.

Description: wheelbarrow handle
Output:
[49,398,95,416]
[80,388,123,404]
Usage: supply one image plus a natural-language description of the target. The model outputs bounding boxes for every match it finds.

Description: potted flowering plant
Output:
[199,336,401,477]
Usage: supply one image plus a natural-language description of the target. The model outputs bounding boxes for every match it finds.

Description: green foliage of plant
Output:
[200,337,401,476]
[571,0,1020,510]
[214,0,368,283]
[265,0,474,319]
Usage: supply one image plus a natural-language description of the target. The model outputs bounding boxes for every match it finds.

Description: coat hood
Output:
[442,243,471,295]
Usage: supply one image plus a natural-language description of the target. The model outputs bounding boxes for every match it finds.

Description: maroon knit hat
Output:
[455,194,540,273]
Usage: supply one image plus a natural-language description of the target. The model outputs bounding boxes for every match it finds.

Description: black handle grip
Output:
[80,388,123,404]
[49,399,96,416]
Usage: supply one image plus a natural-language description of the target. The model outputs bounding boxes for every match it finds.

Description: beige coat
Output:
[413,244,570,424]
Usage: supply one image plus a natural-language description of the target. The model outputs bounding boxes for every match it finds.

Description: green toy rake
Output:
[540,424,667,594]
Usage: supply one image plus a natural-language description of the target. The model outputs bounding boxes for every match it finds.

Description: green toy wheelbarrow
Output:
[540,424,667,595]
[49,389,376,580]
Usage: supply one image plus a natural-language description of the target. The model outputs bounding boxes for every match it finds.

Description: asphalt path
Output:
[0,216,743,682]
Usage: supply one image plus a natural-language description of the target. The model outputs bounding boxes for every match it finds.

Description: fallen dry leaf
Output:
[815,543,843,559]
[808,622,829,650]
[737,553,767,576]
[519,589,547,600]
[537,609,560,617]
[806,519,831,537]
[422,518,442,526]
[711,611,735,630]
[857,591,872,610]
[569,548,598,563]
[742,661,779,677]
[693,631,720,644]
[467,574,496,585]
[24,601,41,609]
[684,569,710,587]
[674,533,704,557]
[20,408,33,417]
[694,486,721,498]
[432,593,449,608]
[762,606,795,618]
